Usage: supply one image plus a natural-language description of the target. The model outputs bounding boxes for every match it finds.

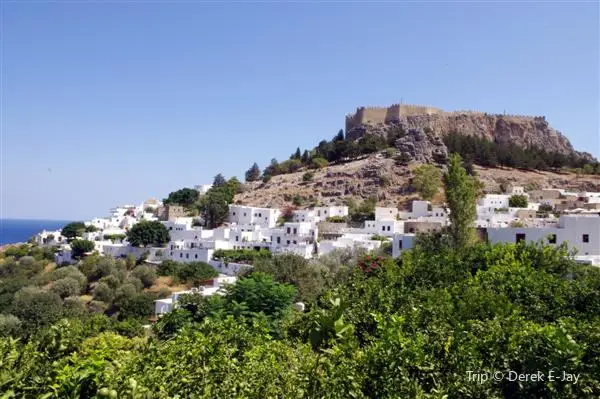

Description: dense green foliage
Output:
[0,247,165,341]
[163,187,199,207]
[70,239,95,259]
[444,131,600,173]
[61,221,86,240]
[245,162,261,182]
[411,164,442,200]
[157,260,219,285]
[509,194,529,208]
[213,248,272,264]
[2,239,599,397]
[444,153,478,248]
[126,220,170,247]
[4,196,600,399]
[346,197,377,223]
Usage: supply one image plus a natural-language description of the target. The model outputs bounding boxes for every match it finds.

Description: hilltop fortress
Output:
[344,103,590,159]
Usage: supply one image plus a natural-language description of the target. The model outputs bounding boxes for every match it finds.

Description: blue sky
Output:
[2,2,598,220]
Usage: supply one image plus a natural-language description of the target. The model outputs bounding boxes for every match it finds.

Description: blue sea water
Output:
[0,219,72,245]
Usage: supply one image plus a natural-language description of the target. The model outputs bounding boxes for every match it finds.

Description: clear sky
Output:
[2,1,599,220]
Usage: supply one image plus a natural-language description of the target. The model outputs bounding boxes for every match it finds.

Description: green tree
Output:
[509,194,529,208]
[225,272,297,317]
[252,254,326,302]
[443,153,477,248]
[126,221,170,247]
[301,150,310,164]
[70,239,95,259]
[198,188,231,229]
[292,147,302,160]
[412,164,442,200]
[50,277,82,299]
[245,162,261,182]
[131,265,157,288]
[311,157,329,169]
[213,173,226,187]
[163,188,199,208]
[11,287,63,330]
[61,222,86,240]
[0,314,22,337]
[302,171,314,182]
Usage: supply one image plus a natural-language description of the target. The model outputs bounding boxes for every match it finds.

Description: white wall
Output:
[392,234,416,258]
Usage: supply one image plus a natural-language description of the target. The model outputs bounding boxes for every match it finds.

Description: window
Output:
[233,212,236,215]
[548,234,557,244]
[259,213,262,217]
[516,233,526,243]
[293,228,297,234]
[186,253,189,259]
[293,240,297,244]
[583,234,589,243]
[287,240,290,245]
[277,237,281,244]
[287,227,291,234]
[382,226,385,231]
[195,254,198,259]
[243,213,246,216]
[398,240,403,249]
[180,253,183,258]
[409,228,415,233]
[236,236,239,242]
[387,226,391,231]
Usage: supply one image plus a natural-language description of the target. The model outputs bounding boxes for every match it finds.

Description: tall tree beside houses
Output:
[443,153,478,248]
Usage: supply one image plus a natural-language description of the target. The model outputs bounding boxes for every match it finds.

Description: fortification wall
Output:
[345,104,547,132]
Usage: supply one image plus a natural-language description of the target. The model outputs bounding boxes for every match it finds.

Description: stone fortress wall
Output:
[345,104,545,132]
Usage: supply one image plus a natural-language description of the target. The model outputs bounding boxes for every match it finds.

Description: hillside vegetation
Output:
[1,155,599,398]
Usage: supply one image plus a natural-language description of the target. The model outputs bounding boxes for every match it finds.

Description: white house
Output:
[228,205,281,228]
[487,215,600,256]
[313,206,349,220]
[35,230,65,246]
[391,233,417,258]
[154,275,237,317]
[364,220,403,237]
[293,209,318,224]
[375,207,399,221]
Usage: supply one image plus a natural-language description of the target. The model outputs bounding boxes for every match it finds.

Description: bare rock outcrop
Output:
[395,128,448,164]
[346,105,595,161]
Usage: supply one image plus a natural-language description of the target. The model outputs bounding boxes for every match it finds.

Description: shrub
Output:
[213,249,272,264]
[302,171,314,182]
[118,292,156,320]
[292,195,303,206]
[384,147,396,158]
[412,164,442,200]
[325,216,347,223]
[0,314,22,337]
[509,194,529,208]
[71,239,95,259]
[93,282,115,304]
[50,277,82,299]
[262,175,272,183]
[131,265,157,288]
[538,203,553,213]
[176,262,219,285]
[51,266,87,290]
[310,157,329,169]
[99,274,121,290]
[11,287,63,330]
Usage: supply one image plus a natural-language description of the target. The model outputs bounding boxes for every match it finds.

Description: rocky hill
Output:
[345,104,595,162]
[235,153,600,209]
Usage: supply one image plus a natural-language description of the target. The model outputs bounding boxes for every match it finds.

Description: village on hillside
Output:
[34,183,600,318]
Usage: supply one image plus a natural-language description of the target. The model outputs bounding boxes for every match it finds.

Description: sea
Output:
[0,219,72,246]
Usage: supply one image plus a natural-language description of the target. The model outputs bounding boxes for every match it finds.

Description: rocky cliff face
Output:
[346,110,594,161]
